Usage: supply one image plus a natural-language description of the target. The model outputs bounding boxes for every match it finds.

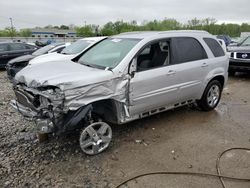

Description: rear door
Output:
[0,43,10,67]
[170,37,209,101]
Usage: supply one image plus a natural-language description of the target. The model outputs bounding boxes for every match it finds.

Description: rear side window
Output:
[203,38,225,57]
[9,43,26,51]
[0,44,8,52]
[25,44,36,49]
[171,37,207,64]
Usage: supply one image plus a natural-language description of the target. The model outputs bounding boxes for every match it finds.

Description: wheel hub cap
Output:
[207,85,220,107]
[80,122,112,155]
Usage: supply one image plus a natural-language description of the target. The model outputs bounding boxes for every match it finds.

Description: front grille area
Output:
[14,89,37,111]
[236,53,250,59]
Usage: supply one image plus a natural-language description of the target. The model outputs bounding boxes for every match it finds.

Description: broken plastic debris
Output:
[135,140,142,144]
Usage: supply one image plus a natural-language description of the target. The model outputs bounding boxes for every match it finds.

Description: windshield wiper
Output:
[81,62,107,70]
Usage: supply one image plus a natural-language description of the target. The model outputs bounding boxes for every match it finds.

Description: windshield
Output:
[61,40,93,55]
[78,38,140,69]
[32,45,55,56]
[240,36,250,46]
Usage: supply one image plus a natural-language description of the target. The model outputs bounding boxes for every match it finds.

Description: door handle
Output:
[201,63,208,67]
[1,54,8,57]
[167,70,176,75]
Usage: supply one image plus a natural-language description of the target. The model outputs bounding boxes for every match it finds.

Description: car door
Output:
[0,43,11,67]
[129,39,181,115]
[170,37,208,102]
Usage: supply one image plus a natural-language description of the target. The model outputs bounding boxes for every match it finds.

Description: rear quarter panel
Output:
[200,55,228,99]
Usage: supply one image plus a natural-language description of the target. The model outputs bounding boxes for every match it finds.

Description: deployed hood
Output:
[227,45,250,53]
[29,52,76,65]
[15,60,114,90]
[8,54,35,65]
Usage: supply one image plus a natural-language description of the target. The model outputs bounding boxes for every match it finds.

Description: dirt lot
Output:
[0,70,250,188]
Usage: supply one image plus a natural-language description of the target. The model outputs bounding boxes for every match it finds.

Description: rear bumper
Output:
[6,65,23,81]
[0,63,7,69]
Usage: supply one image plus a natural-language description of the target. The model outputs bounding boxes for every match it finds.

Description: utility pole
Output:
[9,17,14,41]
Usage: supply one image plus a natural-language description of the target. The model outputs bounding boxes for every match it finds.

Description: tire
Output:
[79,121,112,155]
[197,80,222,111]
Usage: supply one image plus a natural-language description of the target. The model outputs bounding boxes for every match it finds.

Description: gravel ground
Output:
[0,70,250,188]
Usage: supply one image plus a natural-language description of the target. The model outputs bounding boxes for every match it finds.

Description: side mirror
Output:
[129,58,137,77]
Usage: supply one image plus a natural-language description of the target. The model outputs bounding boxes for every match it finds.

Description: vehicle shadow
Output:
[229,72,250,80]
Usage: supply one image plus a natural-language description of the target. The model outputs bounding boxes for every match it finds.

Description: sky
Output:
[0,0,249,29]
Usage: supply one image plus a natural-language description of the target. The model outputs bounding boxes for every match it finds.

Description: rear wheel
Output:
[79,121,112,155]
[197,80,222,111]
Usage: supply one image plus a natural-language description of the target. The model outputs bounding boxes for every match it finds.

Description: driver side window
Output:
[136,40,170,72]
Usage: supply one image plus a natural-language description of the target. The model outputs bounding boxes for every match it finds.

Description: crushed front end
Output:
[11,84,65,134]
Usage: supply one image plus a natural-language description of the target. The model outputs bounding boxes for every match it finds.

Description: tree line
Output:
[0,18,250,38]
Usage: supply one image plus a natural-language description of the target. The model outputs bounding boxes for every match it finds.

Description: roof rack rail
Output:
[118,31,159,35]
[158,30,209,34]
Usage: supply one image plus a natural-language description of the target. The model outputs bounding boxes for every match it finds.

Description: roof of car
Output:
[0,41,24,44]
[52,42,66,47]
[113,30,211,39]
[0,41,37,46]
[79,36,107,41]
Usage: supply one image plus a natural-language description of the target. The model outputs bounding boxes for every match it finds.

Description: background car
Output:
[6,42,71,80]
[217,39,227,53]
[0,42,38,68]
[227,35,250,75]
[28,37,106,65]
[216,35,232,46]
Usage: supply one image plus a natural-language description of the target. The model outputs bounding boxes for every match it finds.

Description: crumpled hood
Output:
[8,54,35,65]
[29,52,76,65]
[15,60,114,90]
[227,45,250,53]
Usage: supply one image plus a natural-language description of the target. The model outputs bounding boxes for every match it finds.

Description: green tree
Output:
[101,22,116,36]
[76,25,96,37]
[20,29,31,37]
[60,25,69,30]
[4,27,17,37]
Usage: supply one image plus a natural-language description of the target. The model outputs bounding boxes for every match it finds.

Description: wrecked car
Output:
[11,31,228,155]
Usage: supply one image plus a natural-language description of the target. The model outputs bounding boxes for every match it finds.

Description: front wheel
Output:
[79,121,112,155]
[197,80,222,111]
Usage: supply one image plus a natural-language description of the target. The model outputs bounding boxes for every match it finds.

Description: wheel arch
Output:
[209,75,225,88]
[91,99,125,124]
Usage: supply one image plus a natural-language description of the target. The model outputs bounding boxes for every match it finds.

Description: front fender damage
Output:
[12,75,129,134]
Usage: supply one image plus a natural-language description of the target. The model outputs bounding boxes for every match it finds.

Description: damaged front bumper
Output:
[10,84,65,134]
[11,84,93,134]
[10,99,37,118]
[10,99,55,133]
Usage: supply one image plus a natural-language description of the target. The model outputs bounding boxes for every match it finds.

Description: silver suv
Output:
[11,31,228,155]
